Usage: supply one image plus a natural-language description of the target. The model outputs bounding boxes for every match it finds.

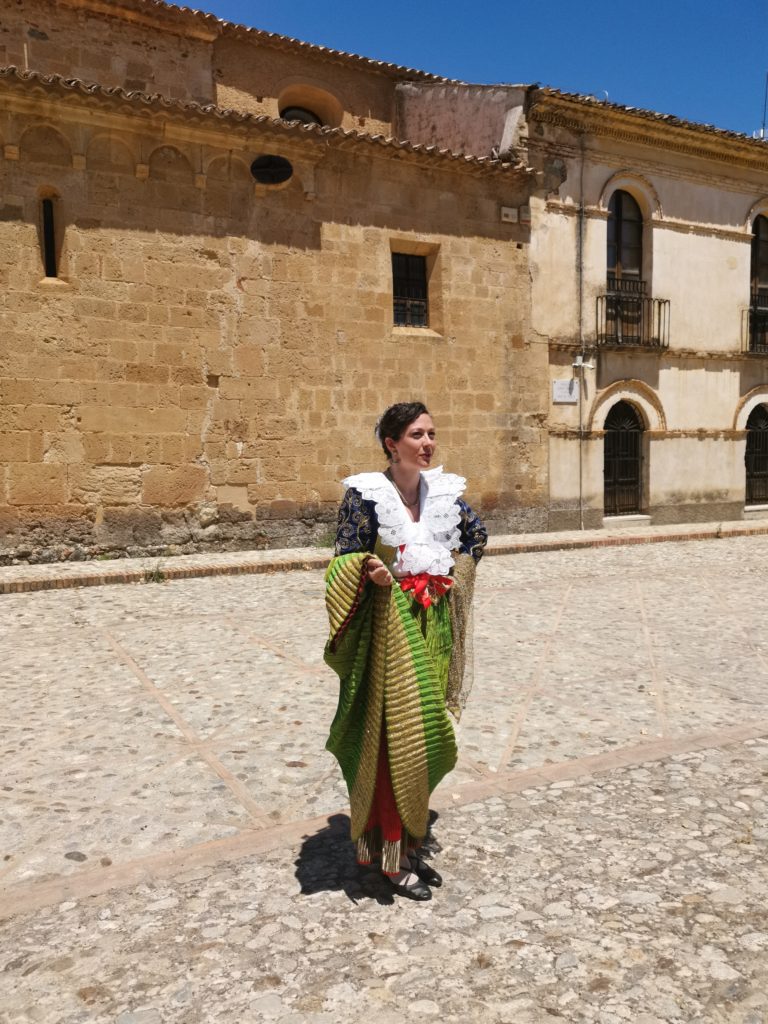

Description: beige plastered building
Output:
[0,0,545,562]
[401,83,768,529]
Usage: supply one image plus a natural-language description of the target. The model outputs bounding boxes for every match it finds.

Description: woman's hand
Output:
[366,557,392,587]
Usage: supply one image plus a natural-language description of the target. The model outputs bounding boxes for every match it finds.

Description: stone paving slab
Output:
[3,536,768,1022]
[3,740,768,1024]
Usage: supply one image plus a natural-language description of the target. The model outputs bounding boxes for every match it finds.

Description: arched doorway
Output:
[746,404,768,504]
[604,401,644,515]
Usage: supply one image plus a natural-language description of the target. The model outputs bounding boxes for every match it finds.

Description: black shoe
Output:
[385,872,432,901]
[410,856,442,888]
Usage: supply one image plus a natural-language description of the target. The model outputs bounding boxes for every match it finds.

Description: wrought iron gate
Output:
[604,401,643,515]
[746,404,768,504]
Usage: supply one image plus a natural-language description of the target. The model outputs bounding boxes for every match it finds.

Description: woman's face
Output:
[386,413,436,470]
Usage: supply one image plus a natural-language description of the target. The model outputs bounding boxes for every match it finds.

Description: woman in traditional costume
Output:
[323,402,487,901]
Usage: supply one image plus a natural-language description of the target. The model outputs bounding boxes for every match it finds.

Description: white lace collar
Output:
[342,466,466,575]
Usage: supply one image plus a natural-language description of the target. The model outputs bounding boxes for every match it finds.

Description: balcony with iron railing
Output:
[745,290,768,354]
[596,276,670,349]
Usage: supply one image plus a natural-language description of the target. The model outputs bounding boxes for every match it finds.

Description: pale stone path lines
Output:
[493,579,575,774]
[636,579,670,737]
[4,535,768,1021]
[2,533,768,905]
[101,629,271,825]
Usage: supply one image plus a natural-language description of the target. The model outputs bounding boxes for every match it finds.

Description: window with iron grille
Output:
[603,400,644,516]
[746,403,768,504]
[392,253,428,328]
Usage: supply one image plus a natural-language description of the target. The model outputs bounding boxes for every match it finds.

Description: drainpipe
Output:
[577,130,586,530]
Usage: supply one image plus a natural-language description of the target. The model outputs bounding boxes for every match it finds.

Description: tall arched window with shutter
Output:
[605,190,644,344]
[749,216,768,352]
[607,190,643,286]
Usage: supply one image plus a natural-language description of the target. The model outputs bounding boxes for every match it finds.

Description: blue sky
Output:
[179,0,768,137]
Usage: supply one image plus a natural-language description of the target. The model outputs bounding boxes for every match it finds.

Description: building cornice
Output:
[544,200,752,244]
[531,135,768,200]
[549,428,747,441]
[529,91,768,174]
[549,341,762,362]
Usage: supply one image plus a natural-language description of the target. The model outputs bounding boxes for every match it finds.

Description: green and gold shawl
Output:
[324,546,476,842]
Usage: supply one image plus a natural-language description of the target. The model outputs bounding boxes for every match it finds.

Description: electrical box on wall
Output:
[500,206,518,223]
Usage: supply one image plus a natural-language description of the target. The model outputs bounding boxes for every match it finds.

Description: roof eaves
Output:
[532,86,768,153]
[61,0,450,82]
[0,66,530,177]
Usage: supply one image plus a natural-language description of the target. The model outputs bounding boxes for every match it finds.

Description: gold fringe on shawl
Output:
[355,827,420,873]
[445,552,477,722]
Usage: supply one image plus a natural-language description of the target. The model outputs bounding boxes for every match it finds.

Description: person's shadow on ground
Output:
[294,811,442,904]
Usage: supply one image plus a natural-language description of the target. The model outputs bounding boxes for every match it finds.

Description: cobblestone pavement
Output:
[3,536,768,1023]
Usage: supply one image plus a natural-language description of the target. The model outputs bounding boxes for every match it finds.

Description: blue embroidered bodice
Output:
[334,487,487,563]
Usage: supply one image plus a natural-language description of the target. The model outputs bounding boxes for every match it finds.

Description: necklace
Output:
[387,472,420,507]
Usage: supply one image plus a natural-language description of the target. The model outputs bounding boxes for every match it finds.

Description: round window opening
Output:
[279,106,323,126]
[250,155,293,185]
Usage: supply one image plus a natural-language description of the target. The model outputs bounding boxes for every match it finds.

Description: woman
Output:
[323,401,487,901]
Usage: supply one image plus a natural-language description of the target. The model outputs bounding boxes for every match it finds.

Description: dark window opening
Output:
[746,404,768,504]
[250,155,293,185]
[392,253,428,327]
[41,197,57,278]
[749,216,768,352]
[751,215,768,293]
[279,106,323,127]
[604,400,644,515]
[607,189,642,285]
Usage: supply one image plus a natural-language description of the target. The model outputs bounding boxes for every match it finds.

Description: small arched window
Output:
[279,106,323,127]
[607,190,643,287]
[39,196,58,278]
[277,85,342,128]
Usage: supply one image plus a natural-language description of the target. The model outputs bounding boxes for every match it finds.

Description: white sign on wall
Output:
[552,379,579,404]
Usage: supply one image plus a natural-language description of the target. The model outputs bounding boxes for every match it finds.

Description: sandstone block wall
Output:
[0,0,400,135]
[0,91,548,562]
[213,37,396,135]
[0,0,215,102]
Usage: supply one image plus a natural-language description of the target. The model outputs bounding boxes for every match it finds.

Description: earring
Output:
[391,452,401,464]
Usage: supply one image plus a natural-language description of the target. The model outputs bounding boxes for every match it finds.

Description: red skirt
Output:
[356,733,416,875]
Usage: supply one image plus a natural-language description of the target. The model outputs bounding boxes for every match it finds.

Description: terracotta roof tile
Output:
[534,86,768,149]
[78,0,451,82]
[0,66,528,176]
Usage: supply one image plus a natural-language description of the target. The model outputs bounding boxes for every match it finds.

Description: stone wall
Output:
[0,0,215,102]
[0,89,547,562]
[395,83,528,161]
[0,0,400,134]
[213,36,396,135]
